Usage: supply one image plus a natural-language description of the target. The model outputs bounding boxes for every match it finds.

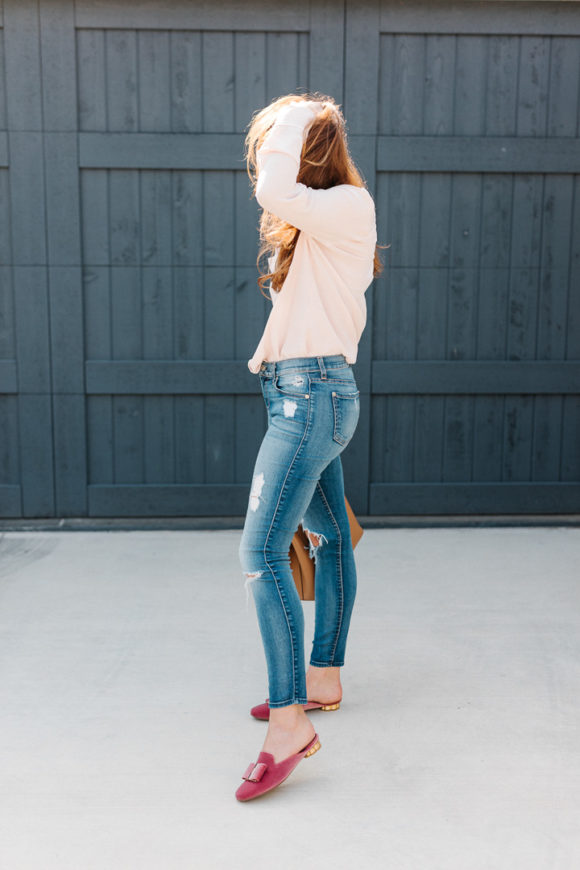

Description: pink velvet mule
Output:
[235,733,321,802]
[250,699,340,720]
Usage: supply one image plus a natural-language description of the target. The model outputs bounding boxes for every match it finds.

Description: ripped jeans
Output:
[238,354,360,708]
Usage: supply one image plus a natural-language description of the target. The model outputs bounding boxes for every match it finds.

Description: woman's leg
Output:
[238,422,321,709]
[238,418,327,761]
[301,454,356,703]
[238,357,359,765]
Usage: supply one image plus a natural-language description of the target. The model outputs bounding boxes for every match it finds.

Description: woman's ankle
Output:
[268,704,309,728]
[307,665,341,682]
[306,665,342,701]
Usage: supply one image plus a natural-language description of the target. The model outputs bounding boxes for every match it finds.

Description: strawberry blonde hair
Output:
[245,92,385,298]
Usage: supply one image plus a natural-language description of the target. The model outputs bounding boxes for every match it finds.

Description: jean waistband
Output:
[259,354,350,378]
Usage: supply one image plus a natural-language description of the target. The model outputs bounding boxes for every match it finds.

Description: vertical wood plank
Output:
[424,34,455,135]
[204,267,235,486]
[310,0,344,104]
[0,30,7,130]
[0,394,20,493]
[234,31,266,132]
[480,174,512,269]
[390,34,425,135]
[385,268,417,484]
[473,268,509,482]
[3,0,42,130]
[18,394,54,516]
[414,268,446,481]
[454,35,487,136]
[503,269,538,481]
[138,30,171,132]
[39,0,77,131]
[561,174,580,483]
[548,37,580,137]
[49,266,84,393]
[13,266,50,392]
[106,30,138,131]
[345,0,378,512]
[52,394,88,515]
[517,35,549,137]
[203,31,234,131]
[39,4,88,515]
[0,169,11,263]
[9,133,46,264]
[44,133,82,264]
[143,266,174,482]
[444,270,477,481]
[109,170,141,264]
[0,265,15,357]
[501,30,540,488]
[77,29,107,131]
[172,171,203,265]
[173,267,204,486]
[111,266,144,483]
[0,263,19,513]
[84,267,114,486]
[265,32,302,103]
[486,35,518,136]
[140,170,172,265]
[204,171,235,266]
[235,266,269,482]
[170,31,202,133]
[81,170,110,264]
[419,173,451,268]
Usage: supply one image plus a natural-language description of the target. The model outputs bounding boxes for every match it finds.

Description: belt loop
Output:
[317,356,326,379]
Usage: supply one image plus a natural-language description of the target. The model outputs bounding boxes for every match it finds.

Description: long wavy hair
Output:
[245,91,386,298]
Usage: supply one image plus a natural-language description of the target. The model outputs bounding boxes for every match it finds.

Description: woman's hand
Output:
[286,99,335,117]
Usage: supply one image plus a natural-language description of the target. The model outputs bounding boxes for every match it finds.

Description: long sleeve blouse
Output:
[247,101,377,374]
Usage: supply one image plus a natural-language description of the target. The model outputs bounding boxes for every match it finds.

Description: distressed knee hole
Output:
[244,571,263,581]
[243,570,264,608]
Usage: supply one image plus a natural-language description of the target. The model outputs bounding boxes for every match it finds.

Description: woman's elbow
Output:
[255,176,278,212]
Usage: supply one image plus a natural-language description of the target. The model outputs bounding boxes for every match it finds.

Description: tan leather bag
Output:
[289,495,364,601]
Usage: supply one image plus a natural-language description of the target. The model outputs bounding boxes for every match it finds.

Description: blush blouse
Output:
[247,101,377,374]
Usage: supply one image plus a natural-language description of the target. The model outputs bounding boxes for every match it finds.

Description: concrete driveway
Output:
[0,526,579,870]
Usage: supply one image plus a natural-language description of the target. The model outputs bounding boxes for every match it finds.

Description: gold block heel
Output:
[304,740,321,758]
[320,702,340,712]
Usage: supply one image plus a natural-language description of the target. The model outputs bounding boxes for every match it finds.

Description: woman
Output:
[236,92,382,801]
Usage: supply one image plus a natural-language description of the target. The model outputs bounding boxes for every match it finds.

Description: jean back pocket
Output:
[331,388,360,445]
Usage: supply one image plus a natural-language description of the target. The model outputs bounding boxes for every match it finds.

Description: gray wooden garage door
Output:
[0,0,579,519]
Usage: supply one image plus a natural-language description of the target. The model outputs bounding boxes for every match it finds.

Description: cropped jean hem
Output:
[268,696,309,709]
[310,659,345,668]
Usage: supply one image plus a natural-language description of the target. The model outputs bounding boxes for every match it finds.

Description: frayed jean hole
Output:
[243,570,264,608]
[249,471,265,512]
[303,528,328,561]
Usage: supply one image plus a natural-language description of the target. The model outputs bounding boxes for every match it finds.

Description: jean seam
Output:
[262,391,313,704]
[315,479,344,665]
[310,659,345,667]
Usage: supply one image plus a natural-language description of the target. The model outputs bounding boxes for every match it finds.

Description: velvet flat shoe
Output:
[250,699,340,720]
[235,732,321,802]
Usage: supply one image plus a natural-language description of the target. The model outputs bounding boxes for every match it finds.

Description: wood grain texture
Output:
[1,0,579,518]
